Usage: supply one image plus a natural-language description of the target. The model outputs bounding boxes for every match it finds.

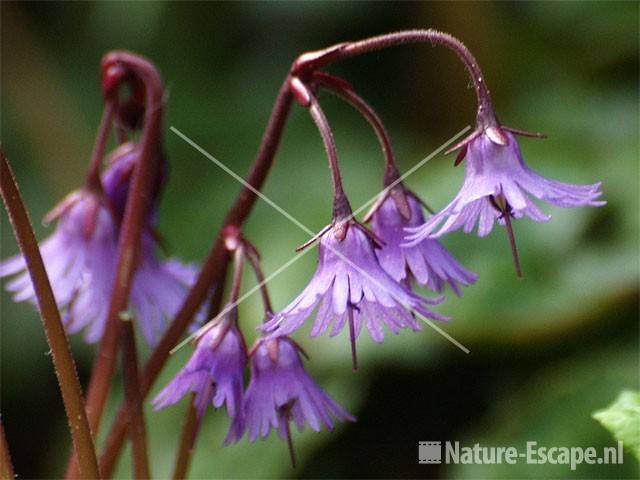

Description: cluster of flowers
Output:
[147,120,603,463]
[0,141,198,345]
[0,35,604,468]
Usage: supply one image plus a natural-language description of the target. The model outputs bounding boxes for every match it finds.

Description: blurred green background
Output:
[1,1,638,478]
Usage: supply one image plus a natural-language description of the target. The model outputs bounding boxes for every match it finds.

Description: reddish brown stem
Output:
[99,29,497,475]
[243,240,273,315]
[228,244,245,305]
[314,73,400,185]
[283,413,296,469]
[295,29,497,128]
[0,419,15,480]
[171,244,233,479]
[307,92,352,221]
[502,210,523,278]
[85,102,115,195]
[120,320,151,479]
[99,77,294,478]
[0,149,100,479]
[348,307,358,372]
[172,397,199,480]
[206,257,229,319]
[67,52,164,479]
[172,232,234,479]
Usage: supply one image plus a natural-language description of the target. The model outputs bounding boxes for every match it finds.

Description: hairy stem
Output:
[0,149,100,479]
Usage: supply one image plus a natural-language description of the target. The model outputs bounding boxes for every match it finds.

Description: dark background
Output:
[1,1,638,478]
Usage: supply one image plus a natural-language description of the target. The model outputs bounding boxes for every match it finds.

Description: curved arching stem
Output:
[98,76,294,478]
[307,91,352,222]
[97,30,498,475]
[312,72,400,186]
[66,51,164,479]
[294,29,498,129]
[243,239,273,316]
[84,102,115,196]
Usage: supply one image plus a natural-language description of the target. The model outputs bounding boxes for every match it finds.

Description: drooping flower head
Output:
[368,186,477,295]
[102,141,166,222]
[404,129,605,243]
[263,220,449,368]
[237,335,354,465]
[153,312,247,444]
[0,146,199,344]
[0,188,118,342]
[103,143,200,345]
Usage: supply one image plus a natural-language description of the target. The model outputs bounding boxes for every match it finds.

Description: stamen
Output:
[454,145,467,166]
[502,207,523,278]
[281,409,296,468]
[295,224,332,252]
[348,306,358,371]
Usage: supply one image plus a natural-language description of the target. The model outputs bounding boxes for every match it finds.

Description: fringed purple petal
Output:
[266,223,447,343]
[405,130,604,242]
[153,319,247,439]
[241,338,353,444]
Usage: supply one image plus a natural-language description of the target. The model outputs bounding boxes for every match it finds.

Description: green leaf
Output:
[593,390,640,461]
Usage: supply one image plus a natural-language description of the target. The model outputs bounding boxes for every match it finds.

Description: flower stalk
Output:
[85,50,164,432]
[169,259,232,480]
[171,397,199,480]
[120,318,151,479]
[84,102,115,197]
[66,51,165,479]
[0,148,100,479]
[294,29,497,129]
[0,26,606,478]
[307,92,352,223]
[243,240,273,316]
[98,29,482,473]
[312,72,400,186]
[96,29,536,475]
[98,77,294,478]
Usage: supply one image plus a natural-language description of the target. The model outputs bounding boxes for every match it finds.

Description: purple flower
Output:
[263,222,448,345]
[238,336,353,458]
[369,189,477,295]
[130,237,200,345]
[404,130,605,243]
[153,316,247,444]
[0,190,118,342]
[0,148,198,344]
[102,141,165,221]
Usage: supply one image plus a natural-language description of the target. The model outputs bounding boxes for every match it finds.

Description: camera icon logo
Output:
[419,441,442,464]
